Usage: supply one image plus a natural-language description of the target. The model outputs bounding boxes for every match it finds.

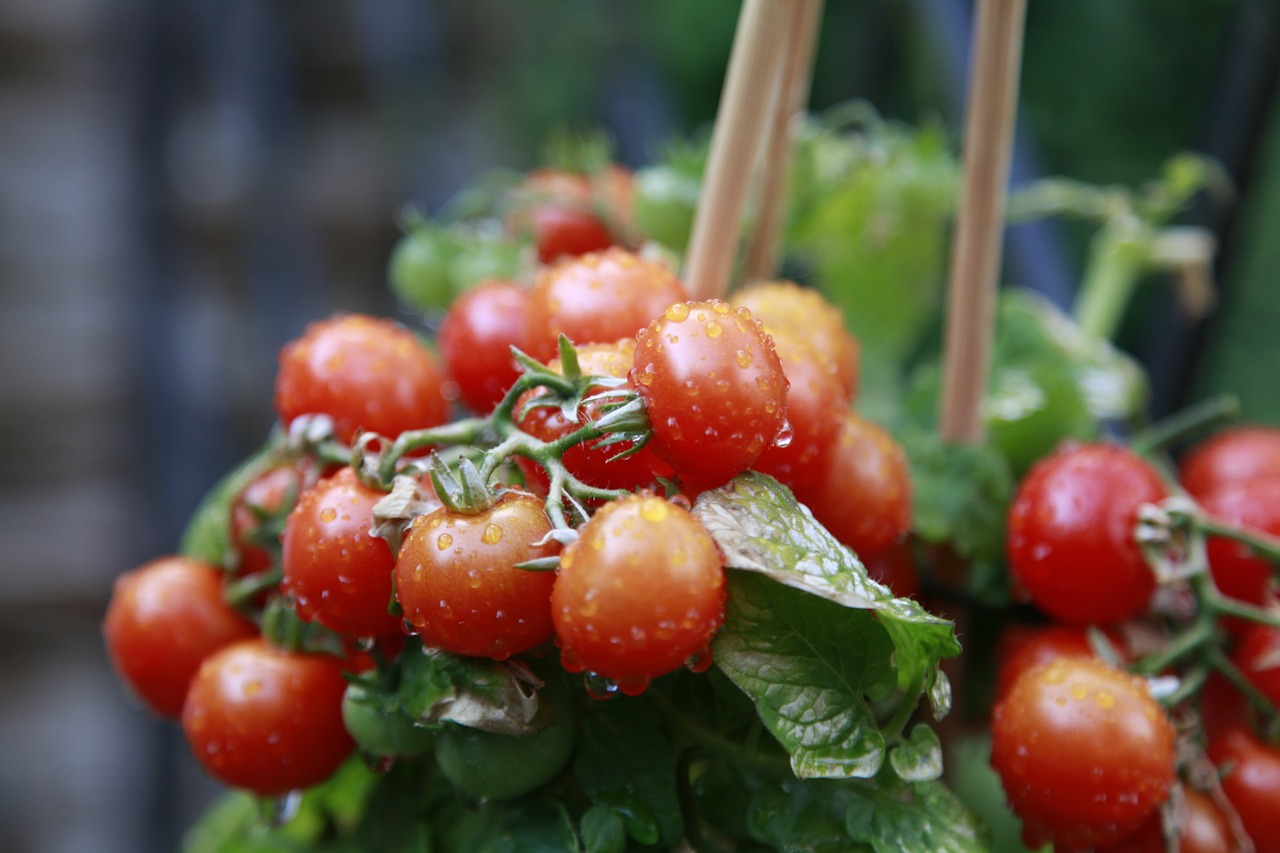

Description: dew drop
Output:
[270,790,304,827]
[665,303,690,322]
[686,644,714,673]
[773,421,794,448]
[584,672,620,700]
[319,507,337,523]
[436,532,453,551]
[735,349,755,368]
[705,320,723,338]
[639,499,669,523]
[616,674,651,696]
[481,523,504,545]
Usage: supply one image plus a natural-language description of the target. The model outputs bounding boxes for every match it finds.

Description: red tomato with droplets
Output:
[1198,478,1280,613]
[552,494,725,694]
[1232,622,1280,710]
[395,492,558,660]
[1006,443,1167,624]
[282,468,401,639]
[103,556,258,719]
[1100,788,1235,853]
[526,248,688,361]
[795,412,911,561]
[750,330,845,495]
[631,300,789,492]
[274,314,449,446]
[730,280,859,403]
[1207,725,1280,853]
[438,280,535,414]
[182,639,353,796]
[991,658,1177,851]
[994,624,1125,703]
[516,339,667,492]
[1180,425,1280,499]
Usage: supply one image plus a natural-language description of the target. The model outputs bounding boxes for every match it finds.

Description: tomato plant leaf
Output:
[746,779,868,852]
[579,805,626,853]
[435,795,577,853]
[844,779,988,853]
[572,695,683,848]
[695,472,960,692]
[889,724,943,782]
[397,642,541,735]
[180,438,283,569]
[714,571,896,779]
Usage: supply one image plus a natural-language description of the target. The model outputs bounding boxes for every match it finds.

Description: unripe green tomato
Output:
[388,230,457,311]
[341,683,435,759]
[448,235,523,291]
[985,362,1095,475]
[633,165,700,253]
[435,680,576,801]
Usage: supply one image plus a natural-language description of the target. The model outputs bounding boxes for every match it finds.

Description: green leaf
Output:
[435,796,577,853]
[844,779,989,853]
[713,572,894,779]
[746,780,869,853]
[694,472,960,691]
[397,642,540,735]
[579,805,626,853]
[888,725,943,783]
[572,696,683,848]
[180,438,283,568]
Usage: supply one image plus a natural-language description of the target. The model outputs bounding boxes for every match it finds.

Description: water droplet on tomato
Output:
[665,303,690,322]
[319,507,337,523]
[481,523,504,545]
[735,349,754,368]
[584,672,620,700]
[705,320,723,338]
[773,421,794,448]
[436,533,452,551]
[686,644,714,673]
[270,790,303,826]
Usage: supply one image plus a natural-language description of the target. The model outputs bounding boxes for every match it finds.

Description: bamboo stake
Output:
[743,0,824,283]
[938,0,1028,443]
[684,0,796,301]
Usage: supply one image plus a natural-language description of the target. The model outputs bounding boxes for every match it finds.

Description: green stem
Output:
[1208,649,1279,719]
[1130,394,1240,457]
[1131,619,1215,676]
[224,567,283,609]
[1074,221,1148,342]
[377,417,492,483]
[1160,665,1209,709]
[1195,517,1280,565]
[882,677,924,745]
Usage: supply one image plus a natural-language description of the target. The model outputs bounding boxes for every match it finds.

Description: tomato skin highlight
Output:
[103,556,258,719]
[395,492,559,660]
[274,314,449,446]
[182,639,354,796]
[1180,425,1280,499]
[632,300,789,491]
[439,280,535,414]
[991,658,1177,852]
[282,468,402,640]
[1006,443,1167,624]
[552,494,725,686]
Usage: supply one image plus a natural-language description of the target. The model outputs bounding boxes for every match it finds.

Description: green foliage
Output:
[180,438,283,569]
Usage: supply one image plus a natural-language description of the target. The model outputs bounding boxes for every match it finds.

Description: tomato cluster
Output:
[990,429,1280,851]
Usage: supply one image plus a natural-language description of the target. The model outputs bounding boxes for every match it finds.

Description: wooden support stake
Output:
[743,0,824,283]
[938,0,1028,444]
[684,0,796,301]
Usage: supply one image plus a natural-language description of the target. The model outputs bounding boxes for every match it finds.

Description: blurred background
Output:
[2,0,1279,850]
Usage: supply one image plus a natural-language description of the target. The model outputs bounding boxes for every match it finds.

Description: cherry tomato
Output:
[552,494,725,694]
[1100,788,1234,853]
[395,492,559,660]
[994,624,1124,703]
[1198,478,1280,613]
[1232,622,1280,711]
[526,248,688,361]
[506,169,614,264]
[274,314,449,446]
[750,330,845,495]
[1006,443,1167,624]
[341,682,434,759]
[1207,725,1280,853]
[730,280,860,403]
[182,639,354,795]
[438,280,535,414]
[794,412,912,561]
[991,658,1177,851]
[230,461,318,579]
[516,339,667,493]
[591,164,636,243]
[388,228,457,311]
[632,301,789,491]
[282,468,401,639]
[103,556,258,719]
[1180,425,1280,499]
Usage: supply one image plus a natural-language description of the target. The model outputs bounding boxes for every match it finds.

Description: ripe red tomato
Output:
[281,468,401,639]
[1198,478,1280,612]
[794,411,912,561]
[274,314,449,446]
[438,280,535,414]
[506,169,616,265]
[182,639,353,796]
[103,556,258,719]
[1207,725,1280,853]
[1180,425,1280,499]
[395,492,559,660]
[516,339,667,492]
[552,494,725,694]
[632,301,789,491]
[991,658,1177,851]
[1006,443,1167,624]
[1232,622,1280,710]
[1100,788,1234,853]
[750,330,845,495]
[526,248,688,361]
[230,461,320,579]
[730,280,860,403]
[994,624,1111,703]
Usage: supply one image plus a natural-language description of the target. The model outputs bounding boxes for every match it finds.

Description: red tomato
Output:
[274,314,449,446]
[795,412,912,561]
[182,639,353,796]
[991,658,1177,851]
[281,468,401,639]
[632,300,789,491]
[1006,443,1167,624]
[994,624,1122,703]
[516,339,667,492]
[438,280,535,414]
[730,280,860,403]
[230,461,321,579]
[1232,622,1280,710]
[506,169,614,264]
[395,492,559,660]
[103,556,258,719]
[1180,425,1280,499]
[750,330,845,495]
[526,248,688,361]
[1198,478,1280,613]
[1207,725,1280,853]
[552,494,725,694]
[1100,789,1234,853]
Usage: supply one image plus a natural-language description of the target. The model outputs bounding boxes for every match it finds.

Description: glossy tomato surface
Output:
[438,280,535,414]
[1180,425,1280,499]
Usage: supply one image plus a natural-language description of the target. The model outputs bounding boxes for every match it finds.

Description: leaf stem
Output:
[1073,219,1148,342]
[1129,394,1240,457]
